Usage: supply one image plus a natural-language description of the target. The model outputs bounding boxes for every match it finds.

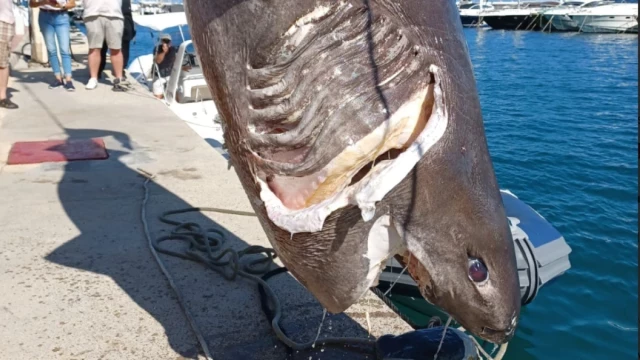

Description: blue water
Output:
[467,29,638,359]
[125,25,638,359]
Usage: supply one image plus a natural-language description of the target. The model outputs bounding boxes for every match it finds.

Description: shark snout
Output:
[481,312,519,344]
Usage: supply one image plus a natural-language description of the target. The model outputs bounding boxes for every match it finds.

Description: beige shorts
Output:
[0,20,15,68]
[85,16,123,50]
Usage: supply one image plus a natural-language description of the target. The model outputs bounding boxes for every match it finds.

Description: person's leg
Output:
[53,12,73,82]
[0,66,8,100]
[98,41,107,78]
[110,49,123,79]
[39,12,63,84]
[88,49,101,79]
[152,77,166,99]
[105,18,124,80]
[84,16,105,88]
[121,39,131,77]
[0,20,17,108]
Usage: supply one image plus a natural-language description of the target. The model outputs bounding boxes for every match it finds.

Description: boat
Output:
[481,1,562,30]
[458,0,524,27]
[375,189,572,330]
[69,0,84,21]
[459,1,495,27]
[538,0,615,31]
[569,2,638,33]
[137,0,167,15]
[127,12,226,154]
[136,0,184,15]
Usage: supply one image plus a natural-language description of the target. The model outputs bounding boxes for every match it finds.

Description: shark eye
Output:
[468,257,489,283]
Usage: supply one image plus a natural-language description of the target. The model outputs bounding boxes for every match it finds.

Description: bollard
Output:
[28,7,49,64]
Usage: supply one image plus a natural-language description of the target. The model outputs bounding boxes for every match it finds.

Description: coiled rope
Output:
[139,168,510,360]
[138,170,376,360]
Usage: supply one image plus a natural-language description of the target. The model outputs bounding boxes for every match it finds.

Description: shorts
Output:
[0,20,15,68]
[152,77,168,96]
[85,16,123,50]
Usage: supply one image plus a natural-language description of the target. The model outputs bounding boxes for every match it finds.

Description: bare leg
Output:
[98,41,108,78]
[110,49,123,79]
[88,48,101,79]
[0,66,8,100]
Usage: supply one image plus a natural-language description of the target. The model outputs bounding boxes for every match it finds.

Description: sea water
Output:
[468,29,638,360]
[123,24,638,360]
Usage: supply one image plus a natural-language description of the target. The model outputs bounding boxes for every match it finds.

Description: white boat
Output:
[69,0,84,21]
[539,0,615,31]
[458,0,527,27]
[480,1,562,30]
[459,1,496,27]
[570,3,638,33]
[136,0,184,15]
[127,13,225,153]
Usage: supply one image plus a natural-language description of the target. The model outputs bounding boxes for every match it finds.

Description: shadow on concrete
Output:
[5,87,19,100]
[9,69,235,158]
[203,138,229,160]
[42,127,373,360]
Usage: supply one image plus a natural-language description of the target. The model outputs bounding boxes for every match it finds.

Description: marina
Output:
[457,0,638,33]
[3,1,638,360]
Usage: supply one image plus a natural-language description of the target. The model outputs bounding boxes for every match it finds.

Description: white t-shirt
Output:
[0,0,15,25]
[83,0,123,19]
[32,0,70,11]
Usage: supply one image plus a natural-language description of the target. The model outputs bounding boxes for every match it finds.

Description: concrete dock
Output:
[0,30,412,359]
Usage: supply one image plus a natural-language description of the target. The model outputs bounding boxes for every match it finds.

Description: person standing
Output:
[97,0,135,80]
[0,0,17,108]
[29,0,76,91]
[83,0,128,91]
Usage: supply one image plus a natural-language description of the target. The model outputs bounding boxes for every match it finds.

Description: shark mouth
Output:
[257,65,448,234]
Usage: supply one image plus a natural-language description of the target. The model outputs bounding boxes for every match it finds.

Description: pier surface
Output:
[0,32,411,359]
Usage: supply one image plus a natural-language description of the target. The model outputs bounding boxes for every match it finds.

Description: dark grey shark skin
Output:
[185,0,521,344]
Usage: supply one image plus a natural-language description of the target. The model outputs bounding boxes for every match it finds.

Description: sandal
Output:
[0,98,18,109]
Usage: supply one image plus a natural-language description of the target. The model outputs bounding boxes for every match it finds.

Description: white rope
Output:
[541,15,555,33]
[433,316,452,360]
[382,256,411,297]
[139,171,215,360]
[456,326,509,360]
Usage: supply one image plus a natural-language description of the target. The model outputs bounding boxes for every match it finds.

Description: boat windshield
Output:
[581,1,612,7]
[175,43,212,104]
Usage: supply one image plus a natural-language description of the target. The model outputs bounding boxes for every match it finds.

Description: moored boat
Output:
[536,0,613,31]
[539,0,616,31]
[127,12,226,153]
[570,2,638,33]
[481,1,562,30]
[459,1,495,27]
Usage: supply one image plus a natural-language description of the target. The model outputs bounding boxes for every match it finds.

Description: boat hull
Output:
[572,14,638,33]
[546,14,580,31]
[483,14,543,30]
[460,15,484,27]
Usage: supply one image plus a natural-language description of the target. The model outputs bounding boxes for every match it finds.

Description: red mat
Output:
[7,138,109,165]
